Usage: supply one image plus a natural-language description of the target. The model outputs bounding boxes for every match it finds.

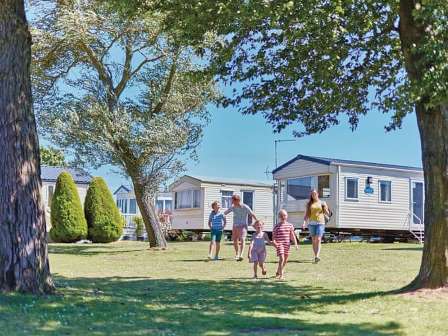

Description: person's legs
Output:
[312,236,318,257]
[315,236,322,259]
[278,254,286,279]
[215,242,221,258]
[208,240,214,258]
[259,261,266,276]
[253,262,258,278]
[232,227,239,258]
[239,228,247,259]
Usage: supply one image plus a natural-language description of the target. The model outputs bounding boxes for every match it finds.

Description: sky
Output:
[85,100,422,193]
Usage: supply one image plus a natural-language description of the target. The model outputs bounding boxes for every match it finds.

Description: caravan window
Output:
[318,175,330,198]
[175,190,201,209]
[221,190,233,208]
[379,181,392,203]
[129,198,137,214]
[287,177,314,200]
[345,178,359,200]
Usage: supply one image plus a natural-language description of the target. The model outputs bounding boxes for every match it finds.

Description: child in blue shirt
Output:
[208,201,226,260]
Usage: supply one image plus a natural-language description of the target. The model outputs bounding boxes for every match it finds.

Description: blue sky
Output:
[86,100,422,193]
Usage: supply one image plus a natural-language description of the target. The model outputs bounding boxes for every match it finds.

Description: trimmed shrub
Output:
[84,177,124,243]
[133,216,144,240]
[50,172,88,242]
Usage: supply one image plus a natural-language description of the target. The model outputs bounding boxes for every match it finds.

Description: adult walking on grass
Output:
[225,194,258,261]
[303,190,330,263]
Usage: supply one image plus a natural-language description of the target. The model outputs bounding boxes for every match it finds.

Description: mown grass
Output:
[0,241,447,335]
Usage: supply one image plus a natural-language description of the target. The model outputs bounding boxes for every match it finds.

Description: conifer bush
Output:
[50,172,88,242]
[84,177,123,243]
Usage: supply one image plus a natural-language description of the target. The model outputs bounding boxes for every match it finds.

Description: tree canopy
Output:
[40,146,65,166]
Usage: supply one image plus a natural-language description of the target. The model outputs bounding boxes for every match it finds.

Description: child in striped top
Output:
[272,209,298,280]
[208,201,226,260]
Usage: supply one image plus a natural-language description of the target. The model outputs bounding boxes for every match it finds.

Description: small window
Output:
[165,200,172,211]
[129,198,137,214]
[345,178,358,200]
[318,175,330,198]
[116,199,128,213]
[221,190,233,208]
[48,185,54,205]
[287,176,314,200]
[175,190,201,209]
[379,180,392,203]
[156,200,164,212]
[242,191,254,210]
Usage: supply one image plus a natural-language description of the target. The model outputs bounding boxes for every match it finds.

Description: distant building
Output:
[114,185,173,240]
[169,175,274,232]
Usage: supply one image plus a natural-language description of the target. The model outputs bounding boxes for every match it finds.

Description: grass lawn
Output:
[1,241,447,336]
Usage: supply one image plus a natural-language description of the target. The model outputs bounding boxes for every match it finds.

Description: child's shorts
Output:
[250,249,266,263]
[211,229,223,242]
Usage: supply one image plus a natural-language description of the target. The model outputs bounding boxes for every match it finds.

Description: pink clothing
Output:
[273,222,294,256]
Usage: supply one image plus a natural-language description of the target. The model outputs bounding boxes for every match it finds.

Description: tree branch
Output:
[151,55,179,115]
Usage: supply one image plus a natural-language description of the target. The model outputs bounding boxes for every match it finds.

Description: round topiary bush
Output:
[50,172,88,243]
[84,177,124,243]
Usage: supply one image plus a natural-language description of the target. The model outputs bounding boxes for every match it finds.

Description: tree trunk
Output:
[410,104,448,289]
[0,1,54,293]
[132,180,167,249]
[399,0,448,289]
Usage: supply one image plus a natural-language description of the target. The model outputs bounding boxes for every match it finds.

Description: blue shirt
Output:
[209,211,225,230]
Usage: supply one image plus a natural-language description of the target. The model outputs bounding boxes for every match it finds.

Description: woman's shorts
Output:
[232,226,247,240]
[211,229,223,242]
[308,222,325,237]
[250,249,266,263]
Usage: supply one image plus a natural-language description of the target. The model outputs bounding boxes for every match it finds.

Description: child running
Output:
[272,209,298,280]
[208,201,226,260]
[247,220,273,278]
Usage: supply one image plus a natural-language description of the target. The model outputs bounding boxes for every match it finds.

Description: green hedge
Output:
[50,172,88,242]
[85,177,124,243]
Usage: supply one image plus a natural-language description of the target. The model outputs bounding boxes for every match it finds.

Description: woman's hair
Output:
[211,201,219,208]
[305,189,319,218]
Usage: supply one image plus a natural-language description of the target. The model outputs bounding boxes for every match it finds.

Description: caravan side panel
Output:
[338,166,422,231]
[170,180,204,230]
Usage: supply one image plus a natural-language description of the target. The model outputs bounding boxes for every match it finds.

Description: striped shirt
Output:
[224,204,254,227]
[208,211,225,230]
[273,222,294,245]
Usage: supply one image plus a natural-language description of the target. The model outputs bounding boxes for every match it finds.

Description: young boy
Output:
[208,201,226,260]
[272,209,299,280]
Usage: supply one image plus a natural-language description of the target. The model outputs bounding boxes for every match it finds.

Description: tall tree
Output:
[32,1,216,248]
[40,146,65,166]
[114,0,448,289]
[0,0,53,293]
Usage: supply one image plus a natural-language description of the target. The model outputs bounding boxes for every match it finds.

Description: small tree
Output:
[85,177,124,243]
[32,1,216,249]
[133,216,144,240]
[50,172,88,243]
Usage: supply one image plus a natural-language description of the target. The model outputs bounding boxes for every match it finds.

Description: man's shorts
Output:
[232,226,248,240]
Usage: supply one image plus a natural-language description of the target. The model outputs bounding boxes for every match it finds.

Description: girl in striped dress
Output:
[273,209,298,280]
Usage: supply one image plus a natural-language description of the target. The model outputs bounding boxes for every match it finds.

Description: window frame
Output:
[378,180,392,203]
[241,190,255,210]
[174,189,202,210]
[286,176,315,201]
[220,190,234,209]
[345,177,359,201]
[317,175,331,199]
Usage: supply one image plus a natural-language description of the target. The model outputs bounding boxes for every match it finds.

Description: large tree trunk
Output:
[410,104,448,289]
[0,1,54,293]
[131,179,167,249]
[399,0,448,289]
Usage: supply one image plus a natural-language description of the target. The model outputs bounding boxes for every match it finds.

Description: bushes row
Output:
[50,173,123,243]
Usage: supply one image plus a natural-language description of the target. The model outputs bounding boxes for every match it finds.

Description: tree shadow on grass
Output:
[0,275,401,336]
[381,247,423,251]
[48,244,145,256]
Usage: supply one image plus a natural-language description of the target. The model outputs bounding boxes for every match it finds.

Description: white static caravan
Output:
[272,155,424,239]
[169,175,274,232]
[114,185,173,240]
